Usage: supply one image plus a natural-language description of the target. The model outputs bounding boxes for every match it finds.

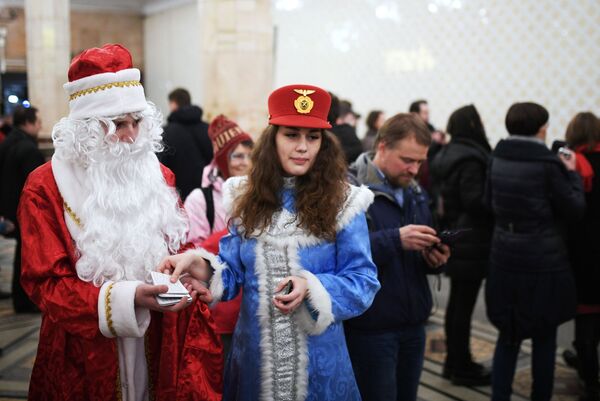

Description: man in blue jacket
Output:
[346,112,451,401]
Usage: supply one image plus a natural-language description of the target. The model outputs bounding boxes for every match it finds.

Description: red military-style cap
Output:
[268,84,332,129]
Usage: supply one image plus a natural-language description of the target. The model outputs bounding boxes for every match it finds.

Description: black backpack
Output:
[200,185,215,233]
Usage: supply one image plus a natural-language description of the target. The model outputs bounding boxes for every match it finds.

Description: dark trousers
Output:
[444,276,484,370]
[11,235,37,313]
[346,325,426,401]
[574,313,600,388]
[492,329,557,401]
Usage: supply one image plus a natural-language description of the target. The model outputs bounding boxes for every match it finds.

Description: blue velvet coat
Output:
[200,177,380,401]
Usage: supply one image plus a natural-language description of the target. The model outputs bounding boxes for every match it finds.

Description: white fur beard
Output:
[72,132,188,287]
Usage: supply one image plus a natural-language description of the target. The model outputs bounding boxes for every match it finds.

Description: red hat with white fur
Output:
[64,44,148,119]
[268,84,332,129]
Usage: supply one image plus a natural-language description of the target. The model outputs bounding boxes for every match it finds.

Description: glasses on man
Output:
[229,152,251,162]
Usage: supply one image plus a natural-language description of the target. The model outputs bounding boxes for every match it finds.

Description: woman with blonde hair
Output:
[160,84,379,400]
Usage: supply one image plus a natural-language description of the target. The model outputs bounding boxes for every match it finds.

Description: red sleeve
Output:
[18,174,101,340]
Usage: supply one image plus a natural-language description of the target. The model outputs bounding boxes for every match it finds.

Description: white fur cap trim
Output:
[64,68,148,119]
[98,280,150,338]
[295,270,335,335]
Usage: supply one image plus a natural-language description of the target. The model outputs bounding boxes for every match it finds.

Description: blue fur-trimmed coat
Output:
[193,177,380,401]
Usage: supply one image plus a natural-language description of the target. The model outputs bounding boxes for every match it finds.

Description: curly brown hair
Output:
[231,125,348,241]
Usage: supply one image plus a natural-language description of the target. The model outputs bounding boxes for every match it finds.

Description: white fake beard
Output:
[53,104,189,286]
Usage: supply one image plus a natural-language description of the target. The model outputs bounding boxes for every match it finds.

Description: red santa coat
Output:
[18,161,223,401]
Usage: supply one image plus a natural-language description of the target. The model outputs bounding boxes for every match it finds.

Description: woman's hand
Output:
[272,276,308,314]
[181,276,213,304]
[157,252,211,283]
[134,283,197,313]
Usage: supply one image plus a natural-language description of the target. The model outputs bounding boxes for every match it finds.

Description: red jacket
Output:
[19,162,222,401]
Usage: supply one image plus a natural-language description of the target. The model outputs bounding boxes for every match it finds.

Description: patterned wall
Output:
[273,0,600,145]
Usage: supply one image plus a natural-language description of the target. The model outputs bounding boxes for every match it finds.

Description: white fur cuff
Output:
[295,270,335,335]
[98,280,150,338]
[185,248,228,305]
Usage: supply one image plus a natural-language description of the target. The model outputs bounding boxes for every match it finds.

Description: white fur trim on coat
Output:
[98,280,150,338]
[185,248,228,305]
[222,175,248,216]
[336,184,374,230]
[295,270,335,335]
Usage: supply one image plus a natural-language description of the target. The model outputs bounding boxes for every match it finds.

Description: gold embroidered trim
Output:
[105,282,117,337]
[116,362,122,401]
[69,80,141,101]
[63,201,83,228]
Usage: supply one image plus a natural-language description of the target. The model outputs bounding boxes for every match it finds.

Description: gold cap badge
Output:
[293,89,316,114]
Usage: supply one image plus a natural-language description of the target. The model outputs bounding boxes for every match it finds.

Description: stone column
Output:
[200,0,273,137]
[24,0,70,139]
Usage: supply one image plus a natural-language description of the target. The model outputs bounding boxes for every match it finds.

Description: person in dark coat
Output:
[430,104,493,386]
[485,102,585,401]
[0,105,44,313]
[346,113,450,401]
[565,112,600,401]
[158,88,213,201]
[328,92,363,164]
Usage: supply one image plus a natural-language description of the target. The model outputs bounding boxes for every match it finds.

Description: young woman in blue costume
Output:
[159,84,380,401]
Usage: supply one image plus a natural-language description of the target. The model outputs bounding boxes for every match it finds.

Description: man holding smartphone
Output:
[347,113,450,401]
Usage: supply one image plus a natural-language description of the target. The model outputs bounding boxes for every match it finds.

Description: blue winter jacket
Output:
[347,152,442,332]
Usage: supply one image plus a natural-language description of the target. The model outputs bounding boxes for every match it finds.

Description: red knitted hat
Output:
[268,84,332,129]
[208,115,253,179]
[63,44,147,119]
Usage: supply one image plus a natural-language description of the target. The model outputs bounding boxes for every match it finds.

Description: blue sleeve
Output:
[213,230,246,301]
[305,212,380,323]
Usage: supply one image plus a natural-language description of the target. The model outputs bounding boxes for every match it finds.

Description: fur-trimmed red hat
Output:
[64,44,147,119]
[268,84,332,129]
[208,115,253,179]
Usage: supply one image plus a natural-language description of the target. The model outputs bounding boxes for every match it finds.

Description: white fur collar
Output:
[222,176,374,243]
[51,154,89,241]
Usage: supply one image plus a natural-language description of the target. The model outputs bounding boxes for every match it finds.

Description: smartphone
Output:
[281,280,293,295]
[437,228,472,247]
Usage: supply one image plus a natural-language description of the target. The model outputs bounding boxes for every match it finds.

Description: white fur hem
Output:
[295,270,334,335]
[185,248,228,305]
[98,280,150,338]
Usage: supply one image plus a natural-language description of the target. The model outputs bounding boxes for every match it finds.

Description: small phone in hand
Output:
[436,228,473,248]
[282,280,293,295]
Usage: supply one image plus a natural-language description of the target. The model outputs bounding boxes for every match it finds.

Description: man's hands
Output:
[399,224,451,268]
[158,252,211,283]
[134,283,197,313]
[272,276,308,314]
[399,224,440,251]
[422,244,451,269]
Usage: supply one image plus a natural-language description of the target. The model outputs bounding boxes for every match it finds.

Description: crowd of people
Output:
[0,43,599,401]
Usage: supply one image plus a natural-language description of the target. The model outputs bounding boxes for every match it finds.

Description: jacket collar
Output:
[494,137,561,164]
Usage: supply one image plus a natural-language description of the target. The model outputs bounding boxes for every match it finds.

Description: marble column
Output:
[200,0,273,137]
[24,0,70,139]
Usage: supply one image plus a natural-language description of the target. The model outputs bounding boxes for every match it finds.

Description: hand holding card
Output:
[151,271,193,307]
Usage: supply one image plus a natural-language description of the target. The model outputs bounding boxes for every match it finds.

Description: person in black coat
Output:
[565,112,600,401]
[485,102,585,401]
[327,93,363,164]
[158,88,213,201]
[431,104,493,386]
[0,106,44,313]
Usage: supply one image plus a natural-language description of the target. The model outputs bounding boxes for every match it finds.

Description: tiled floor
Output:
[0,237,584,400]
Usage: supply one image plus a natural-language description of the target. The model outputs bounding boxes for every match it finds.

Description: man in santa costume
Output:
[18,44,222,401]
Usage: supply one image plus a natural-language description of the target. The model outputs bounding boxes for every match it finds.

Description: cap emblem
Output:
[293,89,316,114]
